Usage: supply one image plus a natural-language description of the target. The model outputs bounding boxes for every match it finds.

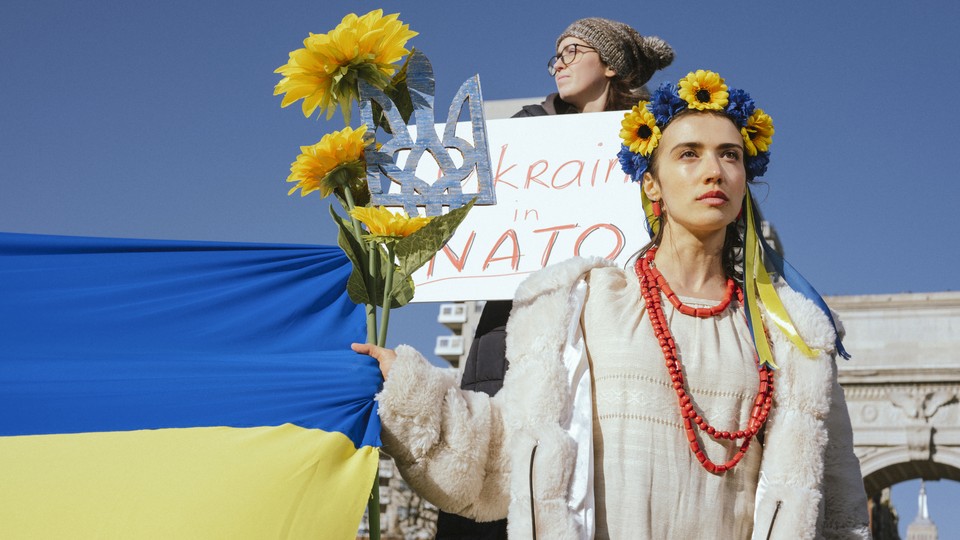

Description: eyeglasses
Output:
[547,44,599,76]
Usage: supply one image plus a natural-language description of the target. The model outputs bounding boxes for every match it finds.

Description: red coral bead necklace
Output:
[636,247,775,474]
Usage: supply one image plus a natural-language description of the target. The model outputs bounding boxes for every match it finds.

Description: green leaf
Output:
[375,244,417,308]
[370,52,414,134]
[393,199,476,288]
[330,204,414,309]
[385,51,415,125]
[390,272,415,308]
[369,65,393,89]
[329,205,373,306]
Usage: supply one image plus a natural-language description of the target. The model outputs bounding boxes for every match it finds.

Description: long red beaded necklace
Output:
[636,247,775,474]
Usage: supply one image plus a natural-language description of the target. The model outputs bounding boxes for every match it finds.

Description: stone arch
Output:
[859,447,960,499]
[828,292,960,500]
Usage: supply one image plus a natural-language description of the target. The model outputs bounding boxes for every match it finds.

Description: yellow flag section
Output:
[0,424,378,539]
[0,234,383,538]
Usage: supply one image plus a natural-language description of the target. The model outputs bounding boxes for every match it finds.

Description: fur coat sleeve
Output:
[751,286,870,540]
[377,344,511,521]
[376,257,607,533]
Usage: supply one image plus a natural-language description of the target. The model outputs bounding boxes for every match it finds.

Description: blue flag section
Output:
[0,232,381,539]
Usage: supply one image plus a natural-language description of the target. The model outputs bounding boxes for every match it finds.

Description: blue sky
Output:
[1,1,957,535]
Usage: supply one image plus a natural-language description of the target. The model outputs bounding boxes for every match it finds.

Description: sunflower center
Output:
[696,89,711,103]
[637,125,653,139]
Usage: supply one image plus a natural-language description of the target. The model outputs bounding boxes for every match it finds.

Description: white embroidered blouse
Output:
[583,266,764,539]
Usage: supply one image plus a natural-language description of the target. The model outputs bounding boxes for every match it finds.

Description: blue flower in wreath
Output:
[726,88,756,128]
[617,145,649,182]
[649,82,686,125]
[746,151,770,180]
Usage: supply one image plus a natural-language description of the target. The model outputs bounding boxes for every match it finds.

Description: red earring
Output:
[652,200,662,217]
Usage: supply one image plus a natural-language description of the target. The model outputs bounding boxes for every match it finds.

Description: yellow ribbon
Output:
[743,195,777,370]
[743,193,821,368]
[755,258,820,359]
[641,190,660,237]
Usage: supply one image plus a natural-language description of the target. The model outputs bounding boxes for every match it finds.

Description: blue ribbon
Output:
[748,199,851,359]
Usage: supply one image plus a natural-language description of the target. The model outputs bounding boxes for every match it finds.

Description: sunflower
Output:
[287,125,368,198]
[274,10,417,120]
[678,70,729,111]
[349,206,433,241]
[741,108,774,156]
[619,102,661,157]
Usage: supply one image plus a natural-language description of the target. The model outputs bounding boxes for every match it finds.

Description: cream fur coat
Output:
[378,257,869,539]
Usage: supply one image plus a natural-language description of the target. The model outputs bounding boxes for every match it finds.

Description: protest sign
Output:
[397,110,649,301]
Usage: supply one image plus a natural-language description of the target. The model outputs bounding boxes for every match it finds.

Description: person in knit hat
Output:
[515,17,674,116]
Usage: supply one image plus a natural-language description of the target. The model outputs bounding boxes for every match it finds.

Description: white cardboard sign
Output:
[398,110,649,302]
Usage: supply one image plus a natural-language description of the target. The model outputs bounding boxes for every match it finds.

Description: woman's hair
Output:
[637,109,748,281]
[606,79,650,111]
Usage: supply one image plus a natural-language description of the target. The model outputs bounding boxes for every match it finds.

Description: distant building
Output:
[434,300,485,368]
[906,481,938,540]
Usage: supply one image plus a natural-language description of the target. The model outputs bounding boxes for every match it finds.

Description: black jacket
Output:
[433,301,512,539]
[511,93,577,118]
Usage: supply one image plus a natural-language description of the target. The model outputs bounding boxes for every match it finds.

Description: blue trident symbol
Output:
[359,51,496,217]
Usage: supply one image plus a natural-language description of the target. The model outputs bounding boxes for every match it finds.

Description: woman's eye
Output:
[722,150,741,160]
[680,150,697,158]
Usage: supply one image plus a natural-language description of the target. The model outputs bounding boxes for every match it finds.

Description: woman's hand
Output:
[351,343,397,379]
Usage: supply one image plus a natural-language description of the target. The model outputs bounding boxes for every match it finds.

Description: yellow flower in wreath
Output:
[619,102,661,157]
[349,206,433,241]
[679,70,729,111]
[741,108,774,156]
[274,9,417,120]
[287,125,368,198]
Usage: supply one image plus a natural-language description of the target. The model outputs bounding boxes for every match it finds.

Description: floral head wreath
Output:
[616,70,850,366]
[617,70,774,236]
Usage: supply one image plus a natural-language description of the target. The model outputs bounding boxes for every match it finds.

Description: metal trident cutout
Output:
[359,51,495,217]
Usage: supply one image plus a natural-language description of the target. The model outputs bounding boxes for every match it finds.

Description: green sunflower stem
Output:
[368,470,381,540]
[340,187,365,253]
[365,243,379,344]
[343,136,380,540]
[342,188,378,344]
[340,98,381,540]
[377,244,395,348]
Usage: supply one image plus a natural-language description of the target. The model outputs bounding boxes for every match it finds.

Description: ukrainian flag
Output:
[0,232,381,539]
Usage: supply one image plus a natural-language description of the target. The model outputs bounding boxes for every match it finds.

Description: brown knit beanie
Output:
[556,18,674,86]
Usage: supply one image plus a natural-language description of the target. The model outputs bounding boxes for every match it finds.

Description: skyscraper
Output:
[906,481,938,540]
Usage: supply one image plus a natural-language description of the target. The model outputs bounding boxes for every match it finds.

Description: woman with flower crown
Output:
[354,70,869,539]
